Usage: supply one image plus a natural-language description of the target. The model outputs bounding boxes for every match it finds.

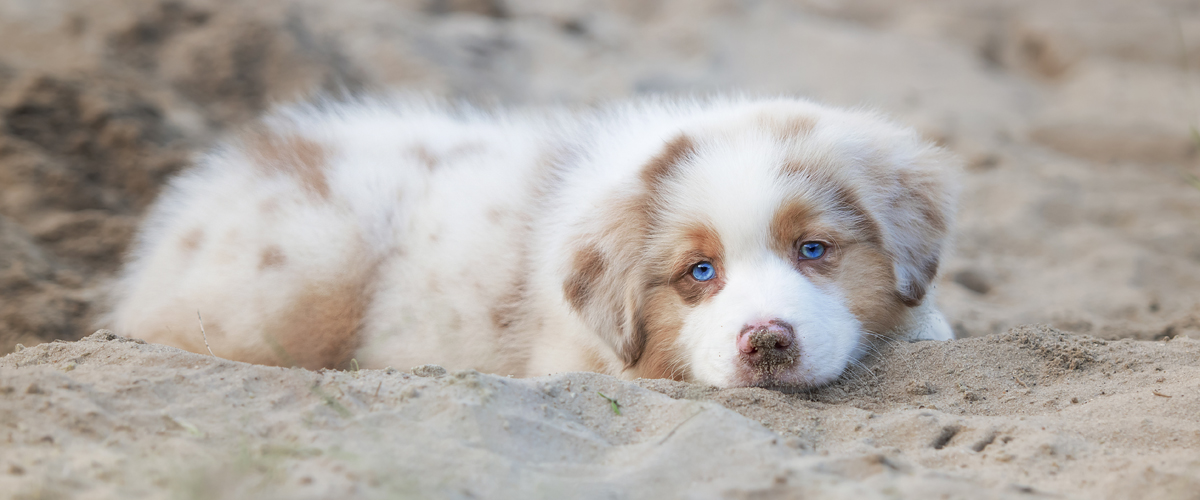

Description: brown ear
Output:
[561,135,697,366]
[880,148,958,307]
[562,230,648,367]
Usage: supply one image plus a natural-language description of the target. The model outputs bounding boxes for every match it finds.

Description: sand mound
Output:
[3,327,1198,499]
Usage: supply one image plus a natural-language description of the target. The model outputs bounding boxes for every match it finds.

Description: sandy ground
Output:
[2,0,1200,498]
[4,328,1200,499]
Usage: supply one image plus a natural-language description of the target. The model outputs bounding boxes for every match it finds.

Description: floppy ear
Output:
[562,235,647,367]
[560,135,696,367]
[877,145,959,307]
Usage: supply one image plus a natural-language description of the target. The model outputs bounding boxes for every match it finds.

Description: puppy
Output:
[106,96,957,388]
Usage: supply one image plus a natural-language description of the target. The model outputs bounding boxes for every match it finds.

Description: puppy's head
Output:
[563,99,958,388]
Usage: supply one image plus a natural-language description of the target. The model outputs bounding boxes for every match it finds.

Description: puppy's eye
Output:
[690,262,716,281]
[799,241,826,260]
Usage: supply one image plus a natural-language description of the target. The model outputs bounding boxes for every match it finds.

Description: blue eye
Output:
[691,262,716,281]
[799,241,826,260]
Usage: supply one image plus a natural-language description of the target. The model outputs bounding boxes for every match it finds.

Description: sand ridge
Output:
[3,328,1199,498]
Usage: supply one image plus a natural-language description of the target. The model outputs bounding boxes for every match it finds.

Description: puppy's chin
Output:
[730,363,842,389]
[720,344,861,389]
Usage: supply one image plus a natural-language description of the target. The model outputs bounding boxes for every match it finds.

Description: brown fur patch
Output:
[622,221,725,378]
[890,169,950,306]
[258,245,286,270]
[770,183,885,269]
[561,194,655,368]
[776,161,883,244]
[835,245,906,335]
[247,130,331,199]
[580,346,611,375]
[898,255,940,307]
[179,228,204,254]
[563,135,702,373]
[771,195,904,333]
[627,287,687,381]
[769,199,819,258]
[640,135,695,191]
[588,136,705,372]
[897,170,948,234]
[253,259,375,370]
[608,194,654,249]
[489,296,516,331]
[666,223,726,306]
[683,223,723,261]
[563,245,606,313]
[589,199,654,368]
[829,184,884,246]
[489,299,535,377]
[781,157,950,308]
[760,113,818,141]
[778,148,838,177]
[487,235,537,377]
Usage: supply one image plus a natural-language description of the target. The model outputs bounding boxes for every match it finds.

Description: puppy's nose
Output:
[738,320,799,366]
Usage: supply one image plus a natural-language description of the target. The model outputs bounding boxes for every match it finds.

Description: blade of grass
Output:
[310,383,352,418]
[197,311,215,357]
[596,391,621,415]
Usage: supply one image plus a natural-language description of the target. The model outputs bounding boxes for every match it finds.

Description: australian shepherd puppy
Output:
[106,96,958,388]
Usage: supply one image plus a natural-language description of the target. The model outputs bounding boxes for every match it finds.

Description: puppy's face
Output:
[564,103,956,388]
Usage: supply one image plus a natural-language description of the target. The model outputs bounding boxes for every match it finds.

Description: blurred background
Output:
[1,0,1199,353]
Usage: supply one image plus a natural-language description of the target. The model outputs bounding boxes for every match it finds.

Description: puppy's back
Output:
[106,98,552,369]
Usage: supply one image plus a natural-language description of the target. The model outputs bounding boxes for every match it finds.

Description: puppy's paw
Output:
[896,299,955,341]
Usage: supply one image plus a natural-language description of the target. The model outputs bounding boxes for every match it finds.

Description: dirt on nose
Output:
[747,329,801,367]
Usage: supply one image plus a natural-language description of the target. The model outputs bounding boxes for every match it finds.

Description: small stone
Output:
[411,364,447,377]
[906,380,937,396]
[82,329,146,344]
[783,436,808,451]
[88,329,119,341]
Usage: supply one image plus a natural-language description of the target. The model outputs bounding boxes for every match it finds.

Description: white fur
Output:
[107,95,958,388]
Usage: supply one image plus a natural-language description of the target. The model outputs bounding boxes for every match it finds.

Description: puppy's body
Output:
[108,96,957,388]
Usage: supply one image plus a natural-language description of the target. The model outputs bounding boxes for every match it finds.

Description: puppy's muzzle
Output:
[737,320,800,368]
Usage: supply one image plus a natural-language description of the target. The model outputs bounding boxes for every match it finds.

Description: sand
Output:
[3,328,1199,499]
[2,0,1200,498]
